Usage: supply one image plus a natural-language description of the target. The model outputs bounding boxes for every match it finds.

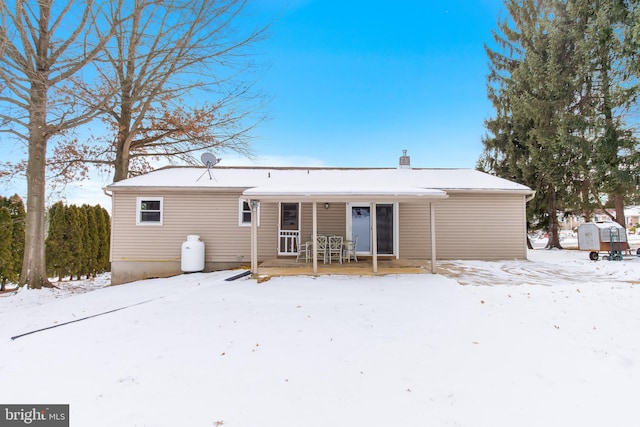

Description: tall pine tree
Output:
[481,0,589,248]
[574,0,640,226]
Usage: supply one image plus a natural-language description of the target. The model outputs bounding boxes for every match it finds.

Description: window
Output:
[137,197,163,225]
[280,203,299,230]
[239,198,259,226]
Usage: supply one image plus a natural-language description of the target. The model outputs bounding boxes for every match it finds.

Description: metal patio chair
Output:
[315,235,328,264]
[327,235,343,264]
[343,235,358,263]
[296,236,310,263]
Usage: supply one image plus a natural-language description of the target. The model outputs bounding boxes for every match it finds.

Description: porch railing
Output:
[279,230,300,255]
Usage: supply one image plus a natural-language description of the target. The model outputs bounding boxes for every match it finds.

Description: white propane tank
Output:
[181,235,205,272]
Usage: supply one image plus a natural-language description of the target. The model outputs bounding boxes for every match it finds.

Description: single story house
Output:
[106,154,534,285]
[592,207,639,228]
[626,206,640,227]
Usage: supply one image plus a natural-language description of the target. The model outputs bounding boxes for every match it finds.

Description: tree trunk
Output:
[545,187,563,249]
[3,1,120,289]
[614,194,626,228]
[113,141,130,182]
[19,15,54,289]
[113,95,133,182]
[600,47,626,230]
[20,99,53,289]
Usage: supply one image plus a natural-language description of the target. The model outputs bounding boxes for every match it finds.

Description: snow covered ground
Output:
[2,248,640,427]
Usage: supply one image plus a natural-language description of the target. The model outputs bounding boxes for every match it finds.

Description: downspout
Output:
[371,201,378,273]
[430,202,437,274]
[526,191,536,203]
[312,202,318,274]
[250,200,259,276]
[524,191,536,253]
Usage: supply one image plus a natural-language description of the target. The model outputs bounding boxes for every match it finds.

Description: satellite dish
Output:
[201,152,220,168]
[198,152,221,181]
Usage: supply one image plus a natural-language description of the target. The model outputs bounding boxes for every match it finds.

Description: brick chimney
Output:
[399,149,411,169]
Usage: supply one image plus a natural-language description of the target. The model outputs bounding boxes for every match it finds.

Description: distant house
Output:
[591,207,639,228]
[625,206,640,227]
[106,153,534,285]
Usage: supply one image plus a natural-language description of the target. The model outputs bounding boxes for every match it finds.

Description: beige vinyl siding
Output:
[398,194,527,260]
[435,193,527,259]
[316,203,346,237]
[112,191,527,267]
[111,190,279,264]
[300,203,313,240]
[398,202,431,259]
[298,202,347,242]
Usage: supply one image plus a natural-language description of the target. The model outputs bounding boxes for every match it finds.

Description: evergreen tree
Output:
[625,0,640,85]
[481,0,590,248]
[46,202,111,281]
[0,195,26,286]
[7,195,26,280]
[94,206,111,274]
[574,0,640,226]
[68,205,85,280]
[83,205,99,278]
[0,207,14,291]
[46,202,66,281]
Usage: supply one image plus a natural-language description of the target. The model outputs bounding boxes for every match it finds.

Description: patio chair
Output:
[327,235,343,264]
[343,235,358,263]
[296,236,310,263]
[315,235,328,263]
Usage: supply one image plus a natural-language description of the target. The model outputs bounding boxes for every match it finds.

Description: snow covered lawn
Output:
[2,249,640,427]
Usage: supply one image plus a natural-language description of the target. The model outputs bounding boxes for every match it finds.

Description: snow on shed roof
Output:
[106,166,533,194]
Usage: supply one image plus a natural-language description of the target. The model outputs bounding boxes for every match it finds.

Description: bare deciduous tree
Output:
[51,0,269,183]
[0,0,120,288]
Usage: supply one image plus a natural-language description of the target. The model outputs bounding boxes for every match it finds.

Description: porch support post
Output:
[312,201,318,274]
[430,201,437,274]
[371,201,378,273]
[250,200,260,275]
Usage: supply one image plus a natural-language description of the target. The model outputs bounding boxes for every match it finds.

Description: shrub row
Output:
[45,202,111,281]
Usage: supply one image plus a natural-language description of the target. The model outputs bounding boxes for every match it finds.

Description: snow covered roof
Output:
[107,166,533,197]
[242,185,448,202]
[625,206,640,217]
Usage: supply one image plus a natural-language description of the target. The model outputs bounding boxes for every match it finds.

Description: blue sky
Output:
[1,0,507,207]
[233,0,507,169]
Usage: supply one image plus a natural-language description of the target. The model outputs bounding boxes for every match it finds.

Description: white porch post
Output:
[430,201,437,274]
[312,201,318,274]
[371,201,378,273]
[250,200,259,275]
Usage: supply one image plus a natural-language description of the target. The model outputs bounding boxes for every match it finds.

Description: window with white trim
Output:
[137,197,163,225]
[239,198,259,226]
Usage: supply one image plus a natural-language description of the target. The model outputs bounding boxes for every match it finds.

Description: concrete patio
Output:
[255,258,433,277]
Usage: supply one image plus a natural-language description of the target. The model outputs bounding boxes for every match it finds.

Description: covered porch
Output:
[257,257,432,277]
[242,184,449,277]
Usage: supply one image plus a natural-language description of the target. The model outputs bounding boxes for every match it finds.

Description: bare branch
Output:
[0,0,123,288]
[62,0,270,182]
